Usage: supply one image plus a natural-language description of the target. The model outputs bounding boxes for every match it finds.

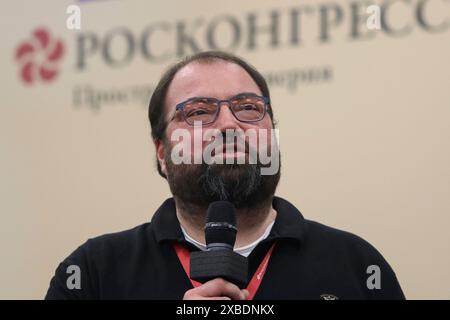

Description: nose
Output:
[213,101,242,132]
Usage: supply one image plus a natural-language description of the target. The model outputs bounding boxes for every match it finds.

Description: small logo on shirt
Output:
[320,293,339,300]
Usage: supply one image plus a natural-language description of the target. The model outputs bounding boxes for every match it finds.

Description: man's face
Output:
[156,60,280,208]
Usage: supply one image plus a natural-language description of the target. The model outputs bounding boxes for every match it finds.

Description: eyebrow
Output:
[185,92,261,101]
[230,92,260,99]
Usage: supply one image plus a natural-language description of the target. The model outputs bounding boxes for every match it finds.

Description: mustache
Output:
[207,131,259,159]
[166,127,280,176]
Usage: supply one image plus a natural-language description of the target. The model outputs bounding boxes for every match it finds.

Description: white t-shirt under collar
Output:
[180,221,275,258]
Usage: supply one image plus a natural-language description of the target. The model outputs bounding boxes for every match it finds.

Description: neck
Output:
[174,197,277,248]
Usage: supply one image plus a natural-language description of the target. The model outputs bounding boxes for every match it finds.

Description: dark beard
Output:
[164,142,281,210]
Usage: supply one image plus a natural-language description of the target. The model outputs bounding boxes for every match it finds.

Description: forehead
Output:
[165,60,262,112]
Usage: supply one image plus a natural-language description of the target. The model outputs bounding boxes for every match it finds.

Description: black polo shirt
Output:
[45,197,405,299]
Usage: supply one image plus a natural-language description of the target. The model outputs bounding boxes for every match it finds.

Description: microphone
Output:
[190,201,248,288]
[205,201,237,251]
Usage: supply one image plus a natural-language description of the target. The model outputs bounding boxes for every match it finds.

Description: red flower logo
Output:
[15,28,64,85]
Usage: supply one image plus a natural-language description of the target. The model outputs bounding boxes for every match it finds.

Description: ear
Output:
[154,138,168,177]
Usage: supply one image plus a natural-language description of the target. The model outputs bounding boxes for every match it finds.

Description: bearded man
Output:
[46,51,405,300]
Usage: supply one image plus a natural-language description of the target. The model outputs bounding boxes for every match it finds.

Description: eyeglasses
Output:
[171,93,270,126]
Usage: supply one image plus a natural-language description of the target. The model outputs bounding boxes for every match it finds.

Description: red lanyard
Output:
[173,242,276,300]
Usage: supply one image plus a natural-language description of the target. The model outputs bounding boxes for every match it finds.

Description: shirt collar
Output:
[151,196,306,244]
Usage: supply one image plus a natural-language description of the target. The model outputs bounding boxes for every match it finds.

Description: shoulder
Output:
[302,219,405,299]
[306,220,377,250]
[304,219,386,263]
[45,222,154,299]
[79,222,155,260]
